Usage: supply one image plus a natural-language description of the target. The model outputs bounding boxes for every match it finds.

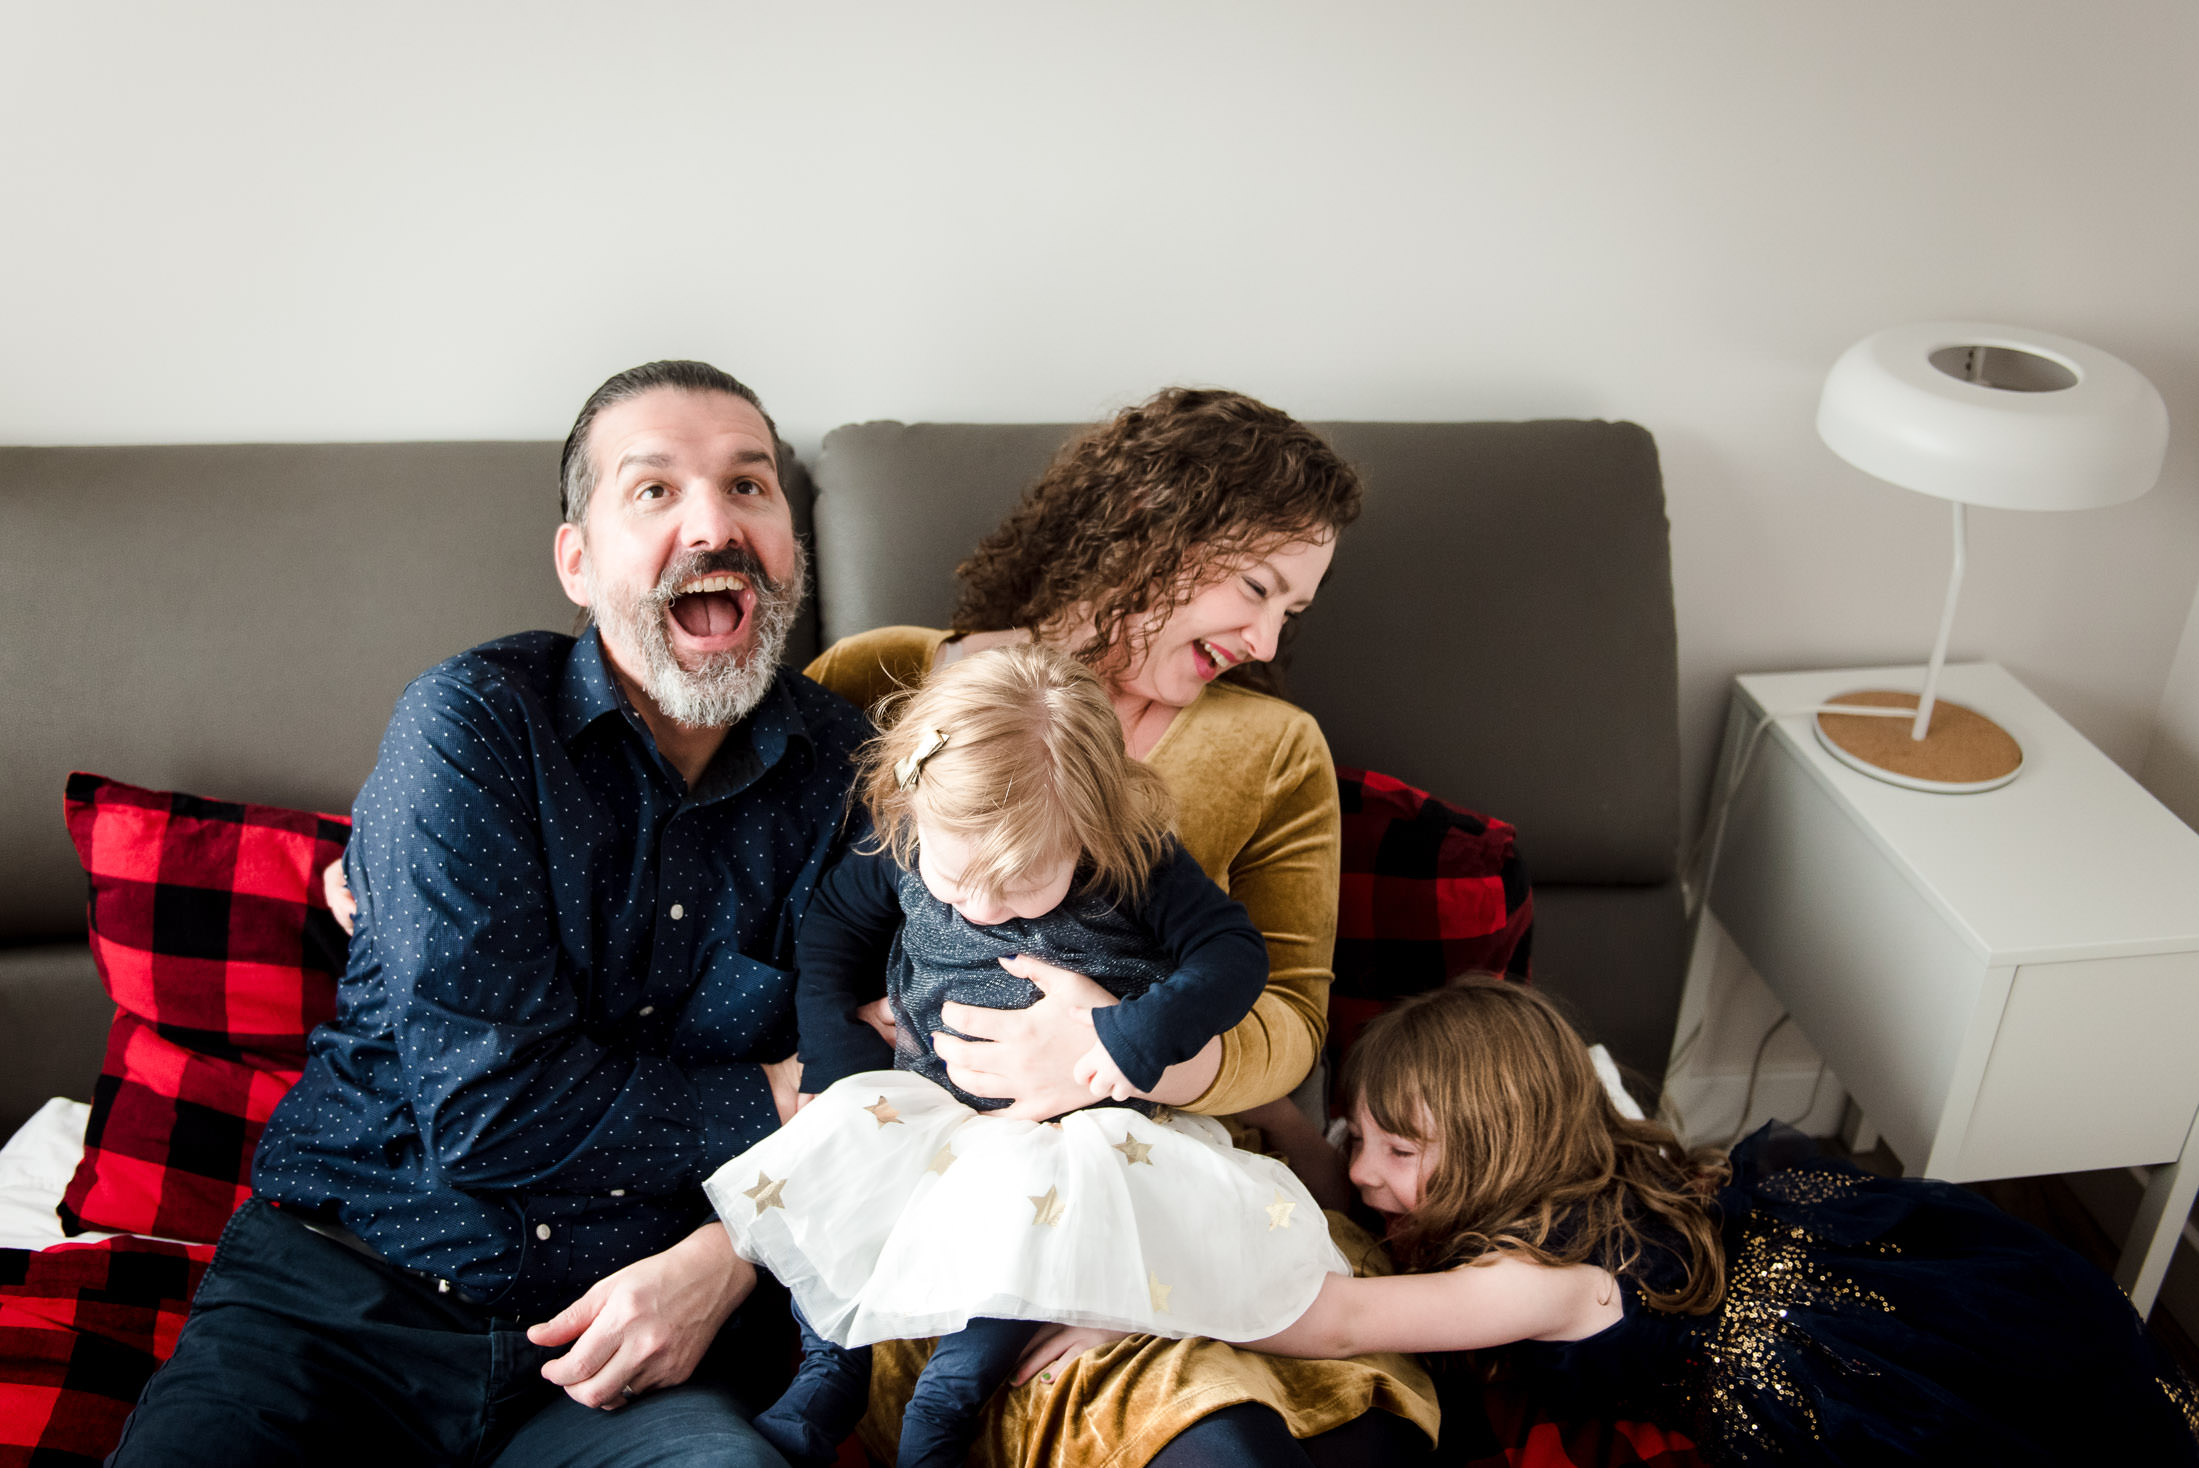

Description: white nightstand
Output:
[1684,662,2199,1313]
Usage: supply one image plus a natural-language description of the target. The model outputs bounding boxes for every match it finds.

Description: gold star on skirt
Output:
[743,1171,787,1212]
[864,1096,903,1127]
[1112,1133,1154,1166]
[1265,1190,1296,1230]
[926,1144,957,1175]
[1148,1271,1173,1312]
[1029,1185,1066,1227]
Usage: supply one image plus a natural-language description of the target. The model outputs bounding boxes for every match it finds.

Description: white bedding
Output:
[0,1097,118,1250]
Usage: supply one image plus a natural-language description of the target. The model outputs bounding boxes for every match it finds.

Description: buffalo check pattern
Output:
[0,1236,212,1468]
[59,774,348,1243]
[1330,765,1533,1060]
[1451,1371,1708,1468]
[15,772,1699,1467]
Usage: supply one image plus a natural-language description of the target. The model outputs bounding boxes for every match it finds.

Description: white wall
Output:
[9,1,2198,921]
[2144,594,2199,826]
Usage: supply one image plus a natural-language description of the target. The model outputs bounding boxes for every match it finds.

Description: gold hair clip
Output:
[894,728,949,790]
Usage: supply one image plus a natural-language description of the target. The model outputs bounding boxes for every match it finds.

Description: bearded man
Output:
[111,362,872,1466]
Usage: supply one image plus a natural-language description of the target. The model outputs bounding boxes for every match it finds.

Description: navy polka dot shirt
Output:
[252,628,870,1316]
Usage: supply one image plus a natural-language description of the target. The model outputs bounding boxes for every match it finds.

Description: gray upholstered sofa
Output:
[0,419,1683,1139]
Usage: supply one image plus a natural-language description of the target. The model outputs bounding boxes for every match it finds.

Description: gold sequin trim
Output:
[1654,1183,1901,1458]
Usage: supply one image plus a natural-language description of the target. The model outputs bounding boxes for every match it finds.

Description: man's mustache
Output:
[645,545,790,608]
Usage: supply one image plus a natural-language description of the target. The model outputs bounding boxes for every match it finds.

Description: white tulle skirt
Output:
[704,1071,1348,1350]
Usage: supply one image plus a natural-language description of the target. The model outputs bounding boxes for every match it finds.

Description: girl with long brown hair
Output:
[1251,979,2199,1465]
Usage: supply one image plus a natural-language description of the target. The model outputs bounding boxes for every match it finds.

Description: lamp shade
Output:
[1818,321,2168,511]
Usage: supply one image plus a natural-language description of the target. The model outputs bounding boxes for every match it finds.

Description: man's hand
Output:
[529,1222,753,1409]
[322,858,357,936]
[763,1054,803,1126]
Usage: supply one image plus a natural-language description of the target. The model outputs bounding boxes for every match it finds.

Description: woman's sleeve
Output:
[1189,713,1340,1115]
[802,627,939,716]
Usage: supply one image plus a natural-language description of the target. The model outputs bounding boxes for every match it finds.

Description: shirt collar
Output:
[692,667,809,804]
[555,626,630,745]
[556,627,813,801]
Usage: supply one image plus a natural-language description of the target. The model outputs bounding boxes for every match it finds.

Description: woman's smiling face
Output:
[1109,533,1337,711]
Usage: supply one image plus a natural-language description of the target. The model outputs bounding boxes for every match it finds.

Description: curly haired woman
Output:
[806,387,1440,1467]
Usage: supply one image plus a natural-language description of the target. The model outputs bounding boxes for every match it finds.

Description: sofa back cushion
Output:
[810,419,1677,887]
[0,442,820,948]
[810,419,1684,1072]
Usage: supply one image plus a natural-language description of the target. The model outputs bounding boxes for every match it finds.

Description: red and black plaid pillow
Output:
[0,1236,213,1467]
[1331,765,1533,1058]
[59,774,348,1243]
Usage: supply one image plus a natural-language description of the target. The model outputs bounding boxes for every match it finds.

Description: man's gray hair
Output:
[558,360,780,525]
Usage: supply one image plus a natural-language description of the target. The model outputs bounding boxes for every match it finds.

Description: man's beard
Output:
[584,540,807,730]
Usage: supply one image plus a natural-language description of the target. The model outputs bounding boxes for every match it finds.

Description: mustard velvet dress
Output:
[804,628,1440,1467]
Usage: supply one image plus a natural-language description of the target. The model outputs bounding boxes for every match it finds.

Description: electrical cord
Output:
[1680,700,1913,921]
[1727,1012,1791,1147]
[1668,699,1908,1138]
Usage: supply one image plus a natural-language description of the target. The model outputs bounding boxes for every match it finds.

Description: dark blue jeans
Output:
[757,1305,1038,1468]
[107,1199,790,1467]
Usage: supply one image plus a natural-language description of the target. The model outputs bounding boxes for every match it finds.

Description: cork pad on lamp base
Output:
[1814,690,2023,794]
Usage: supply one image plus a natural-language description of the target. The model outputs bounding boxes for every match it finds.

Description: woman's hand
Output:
[762,1055,803,1125]
[855,996,898,1049]
[1238,1096,1355,1213]
[934,954,1120,1121]
[323,858,357,935]
[1011,1322,1130,1386]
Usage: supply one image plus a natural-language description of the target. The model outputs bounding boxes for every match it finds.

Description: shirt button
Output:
[639,1005,656,1017]
[536,1223,552,1241]
[669,903,685,920]
[610,1189,627,1198]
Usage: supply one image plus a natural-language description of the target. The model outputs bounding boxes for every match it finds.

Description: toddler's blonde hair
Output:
[859,644,1176,905]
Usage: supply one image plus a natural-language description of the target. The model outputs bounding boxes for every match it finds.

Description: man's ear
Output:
[554,522,590,609]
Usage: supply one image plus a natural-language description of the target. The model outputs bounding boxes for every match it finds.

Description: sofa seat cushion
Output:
[59,774,347,1242]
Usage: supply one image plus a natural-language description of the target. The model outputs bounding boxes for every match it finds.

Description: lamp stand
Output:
[1814,502,2026,793]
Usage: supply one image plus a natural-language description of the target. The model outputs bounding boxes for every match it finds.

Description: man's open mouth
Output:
[667,572,754,644]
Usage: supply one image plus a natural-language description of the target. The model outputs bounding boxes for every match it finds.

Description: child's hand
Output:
[1073,1039,1139,1102]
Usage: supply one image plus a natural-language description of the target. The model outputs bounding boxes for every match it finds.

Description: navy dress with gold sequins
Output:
[1488,1125,2199,1466]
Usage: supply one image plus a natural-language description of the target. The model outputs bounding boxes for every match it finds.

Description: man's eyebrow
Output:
[613,447,779,476]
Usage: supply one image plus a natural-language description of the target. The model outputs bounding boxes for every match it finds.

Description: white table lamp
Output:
[1813,321,2169,792]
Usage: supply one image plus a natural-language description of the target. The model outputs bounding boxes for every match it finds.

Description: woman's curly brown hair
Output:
[950,387,1362,695]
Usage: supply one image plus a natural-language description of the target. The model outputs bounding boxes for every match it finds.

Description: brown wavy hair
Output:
[950,388,1362,695]
[1338,979,1730,1315]
[856,645,1176,906]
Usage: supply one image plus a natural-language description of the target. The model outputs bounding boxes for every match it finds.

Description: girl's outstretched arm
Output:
[1251,1253,1622,1359]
